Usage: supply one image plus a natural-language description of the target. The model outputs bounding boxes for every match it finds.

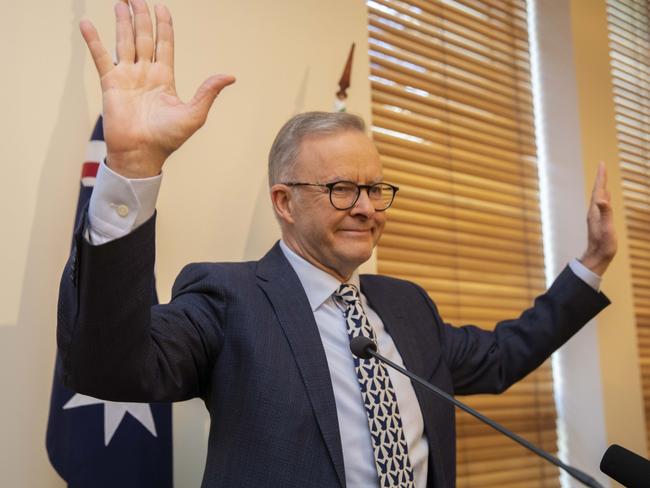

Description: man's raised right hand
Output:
[80,0,235,178]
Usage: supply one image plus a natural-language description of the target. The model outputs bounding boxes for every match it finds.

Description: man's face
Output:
[281,130,387,281]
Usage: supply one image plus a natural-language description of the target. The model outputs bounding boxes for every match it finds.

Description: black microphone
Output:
[349,336,604,488]
[600,444,650,487]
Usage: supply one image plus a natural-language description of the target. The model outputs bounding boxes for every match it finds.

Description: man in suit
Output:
[59,1,617,486]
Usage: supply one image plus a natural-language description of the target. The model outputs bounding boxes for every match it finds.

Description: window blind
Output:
[606,0,650,458]
[368,0,557,485]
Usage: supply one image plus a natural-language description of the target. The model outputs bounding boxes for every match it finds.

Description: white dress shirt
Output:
[278,240,429,487]
[85,161,602,487]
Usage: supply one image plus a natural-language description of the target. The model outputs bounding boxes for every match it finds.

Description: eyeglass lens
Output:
[330,182,395,210]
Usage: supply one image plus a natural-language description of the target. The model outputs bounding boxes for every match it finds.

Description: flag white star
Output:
[63,394,158,446]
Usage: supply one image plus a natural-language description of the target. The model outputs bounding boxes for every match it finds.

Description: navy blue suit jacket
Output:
[57,215,609,487]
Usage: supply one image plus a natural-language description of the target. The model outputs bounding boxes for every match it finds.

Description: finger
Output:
[80,20,114,77]
[154,4,174,70]
[188,75,236,124]
[131,0,154,62]
[598,161,608,190]
[588,161,606,206]
[115,2,135,63]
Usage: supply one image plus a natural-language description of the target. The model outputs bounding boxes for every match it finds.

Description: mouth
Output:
[339,228,373,235]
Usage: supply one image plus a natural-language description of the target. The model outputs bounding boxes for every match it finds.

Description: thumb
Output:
[188,74,236,124]
[596,198,613,216]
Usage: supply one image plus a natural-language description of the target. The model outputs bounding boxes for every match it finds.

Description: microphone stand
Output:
[350,336,604,488]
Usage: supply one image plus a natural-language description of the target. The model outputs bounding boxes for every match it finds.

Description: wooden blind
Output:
[606,0,650,457]
[368,0,557,486]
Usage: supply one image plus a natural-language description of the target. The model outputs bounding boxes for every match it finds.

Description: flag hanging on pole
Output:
[46,116,173,488]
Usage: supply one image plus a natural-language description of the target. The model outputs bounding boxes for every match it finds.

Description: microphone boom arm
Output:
[351,336,604,488]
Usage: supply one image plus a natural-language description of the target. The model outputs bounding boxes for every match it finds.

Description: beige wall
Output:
[0,1,371,486]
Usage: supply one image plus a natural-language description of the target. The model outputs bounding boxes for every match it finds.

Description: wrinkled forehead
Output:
[293,130,383,182]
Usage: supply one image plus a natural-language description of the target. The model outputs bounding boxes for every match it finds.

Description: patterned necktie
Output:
[335,283,415,488]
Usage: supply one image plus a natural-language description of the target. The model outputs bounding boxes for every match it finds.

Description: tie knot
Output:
[335,283,361,304]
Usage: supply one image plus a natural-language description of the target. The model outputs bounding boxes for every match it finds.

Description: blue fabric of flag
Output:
[46,116,173,487]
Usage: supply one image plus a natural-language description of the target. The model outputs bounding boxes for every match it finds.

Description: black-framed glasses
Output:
[283,180,399,211]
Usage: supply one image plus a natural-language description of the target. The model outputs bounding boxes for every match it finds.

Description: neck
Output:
[281,237,353,283]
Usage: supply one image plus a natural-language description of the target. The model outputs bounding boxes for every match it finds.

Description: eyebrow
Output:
[323,176,385,185]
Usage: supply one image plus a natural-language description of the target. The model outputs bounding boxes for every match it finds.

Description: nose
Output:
[350,187,376,218]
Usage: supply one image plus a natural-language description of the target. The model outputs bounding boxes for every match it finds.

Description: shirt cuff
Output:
[568,258,602,291]
[86,160,162,244]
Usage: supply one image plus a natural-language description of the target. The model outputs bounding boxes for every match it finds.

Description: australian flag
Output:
[46,116,173,487]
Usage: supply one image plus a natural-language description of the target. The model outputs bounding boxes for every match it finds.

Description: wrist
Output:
[106,151,164,179]
[579,252,612,277]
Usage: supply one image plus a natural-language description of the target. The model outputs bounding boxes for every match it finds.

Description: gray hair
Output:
[268,111,366,186]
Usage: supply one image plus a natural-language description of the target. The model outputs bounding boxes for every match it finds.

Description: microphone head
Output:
[350,336,377,359]
[600,444,650,487]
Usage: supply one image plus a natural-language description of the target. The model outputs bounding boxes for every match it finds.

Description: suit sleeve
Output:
[415,267,610,395]
[57,213,224,402]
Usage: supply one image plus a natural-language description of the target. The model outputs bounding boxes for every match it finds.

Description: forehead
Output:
[295,130,382,181]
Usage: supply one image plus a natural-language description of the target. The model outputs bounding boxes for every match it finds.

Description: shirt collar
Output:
[279,240,360,312]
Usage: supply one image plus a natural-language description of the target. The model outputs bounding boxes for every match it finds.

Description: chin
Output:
[330,234,375,266]
[343,245,374,267]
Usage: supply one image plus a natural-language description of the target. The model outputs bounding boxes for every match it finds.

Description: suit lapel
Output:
[256,243,346,488]
[361,275,428,378]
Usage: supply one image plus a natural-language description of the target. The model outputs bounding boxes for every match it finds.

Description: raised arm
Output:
[59,1,235,401]
[79,0,235,178]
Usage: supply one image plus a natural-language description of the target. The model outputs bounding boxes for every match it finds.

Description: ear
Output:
[270,184,296,225]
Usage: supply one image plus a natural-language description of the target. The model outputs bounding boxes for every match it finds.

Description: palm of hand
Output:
[101,62,189,167]
[582,162,618,276]
[589,196,617,254]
